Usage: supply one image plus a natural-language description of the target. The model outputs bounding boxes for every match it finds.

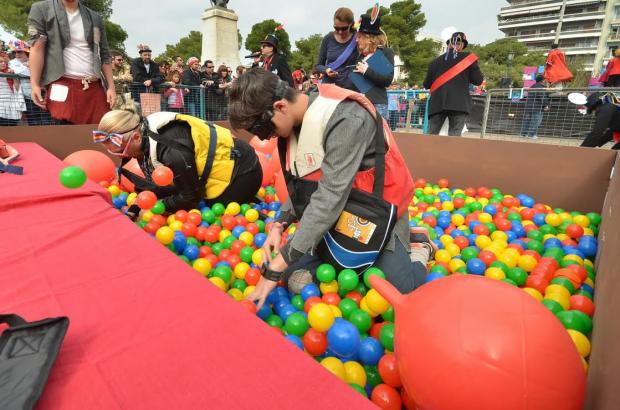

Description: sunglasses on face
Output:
[334,25,351,32]
[247,110,276,141]
[206,66,214,69]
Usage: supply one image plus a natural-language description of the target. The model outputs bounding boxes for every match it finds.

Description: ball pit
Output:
[99,175,600,410]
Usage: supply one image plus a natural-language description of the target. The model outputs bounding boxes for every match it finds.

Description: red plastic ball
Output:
[370,322,388,341]
[303,328,328,356]
[569,295,595,316]
[234,215,248,227]
[239,299,257,314]
[378,353,402,388]
[322,292,341,306]
[345,292,362,306]
[525,275,549,294]
[453,197,465,209]
[245,268,261,286]
[566,264,588,282]
[473,224,489,236]
[136,191,157,210]
[218,250,232,261]
[495,218,512,231]
[522,250,541,261]
[371,384,402,410]
[151,214,166,226]
[199,246,212,258]
[438,178,449,188]
[246,223,259,235]
[422,216,437,228]
[478,250,497,266]
[221,215,236,231]
[187,212,202,226]
[144,221,160,234]
[181,222,197,238]
[464,187,476,197]
[151,166,174,186]
[226,254,241,268]
[174,210,188,223]
[195,227,208,241]
[303,296,322,313]
[565,224,585,239]
[454,236,469,250]
[414,178,426,189]
[204,229,219,244]
[230,240,245,255]
[206,254,219,268]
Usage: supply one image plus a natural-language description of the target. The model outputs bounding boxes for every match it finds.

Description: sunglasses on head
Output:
[246,79,289,140]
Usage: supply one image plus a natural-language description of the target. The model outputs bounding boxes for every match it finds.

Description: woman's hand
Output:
[354,61,369,75]
[262,222,284,263]
[325,68,338,78]
[246,276,278,311]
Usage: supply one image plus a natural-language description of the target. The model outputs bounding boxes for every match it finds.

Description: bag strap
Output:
[0,314,27,327]
[430,53,478,94]
[372,112,387,198]
[326,33,358,71]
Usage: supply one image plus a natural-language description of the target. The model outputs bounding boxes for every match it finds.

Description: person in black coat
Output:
[260,34,293,87]
[181,57,204,117]
[580,92,620,150]
[130,44,165,100]
[423,32,484,136]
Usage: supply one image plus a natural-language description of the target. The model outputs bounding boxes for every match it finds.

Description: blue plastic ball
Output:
[466,258,486,275]
[426,272,445,282]
[172,235,187,253]
[254,233,267,248]
[578,238,598,258]
[232,225,245,238]
[437,217,451,229]
[257,304,272,321]
[285,334,304,350]
[483,205,497,216]
[533,213,547,227]
[300,283,321,301]
[327,318,361,357]
[182,244,200,260]
[279,304,297,322]
[357,336,383,366]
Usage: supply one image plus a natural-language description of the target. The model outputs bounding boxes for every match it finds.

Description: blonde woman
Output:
[353,14,394,119]
[92,109,262,217]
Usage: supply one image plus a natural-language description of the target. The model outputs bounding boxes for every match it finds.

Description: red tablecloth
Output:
[0,143,373,409]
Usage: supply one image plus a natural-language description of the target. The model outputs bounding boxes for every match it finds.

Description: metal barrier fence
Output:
[0,73,54,125]
[480,88,620,144]
[386,90,430,132]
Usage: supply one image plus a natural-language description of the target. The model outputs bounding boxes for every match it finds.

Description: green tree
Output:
[156,31,202,62]
[244,19,291,57]
[0,0,127,53]
[289,34,322,73]
[369,1,440,85]
[468,38,546,88]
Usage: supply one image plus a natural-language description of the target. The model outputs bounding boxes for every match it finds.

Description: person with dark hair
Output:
[544,43,573,89]
[110,50,133,109]
[315,7,358,90]
[245,51,262,69]
[215,64,232,120]
[182,57,204,117]
[93,108,262,216]
[520,74,550,139]
[579,92,620,149]
[228,69,431,308]
[260,34,293,86]
[423,31,484,136]
[202,59,221,121]
[599,49,620,88]
[130,44,164,100]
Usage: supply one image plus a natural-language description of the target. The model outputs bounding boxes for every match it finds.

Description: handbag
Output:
[315,112,397,273]
[139,87,162,116]
[0,314,69,410]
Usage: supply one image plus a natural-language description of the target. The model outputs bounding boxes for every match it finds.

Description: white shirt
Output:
[9,59,32,99]
[63,9,95,77]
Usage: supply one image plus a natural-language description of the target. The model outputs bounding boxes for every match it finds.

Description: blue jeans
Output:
[520,111,543,137]
[283,239,427,294]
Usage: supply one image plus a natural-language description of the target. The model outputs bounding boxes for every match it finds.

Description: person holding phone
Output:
[315,7,358,90]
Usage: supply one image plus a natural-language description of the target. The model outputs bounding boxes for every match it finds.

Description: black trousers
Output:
[428,110,468,136]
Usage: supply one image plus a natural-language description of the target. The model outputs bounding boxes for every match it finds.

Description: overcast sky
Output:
[110,0,506,58]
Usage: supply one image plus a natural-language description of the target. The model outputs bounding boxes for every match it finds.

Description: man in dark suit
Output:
[130,44,164,100]
[260,34,293,87]
[423,32,484,136]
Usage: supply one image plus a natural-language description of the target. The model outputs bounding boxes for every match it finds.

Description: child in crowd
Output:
[163,71,189,113]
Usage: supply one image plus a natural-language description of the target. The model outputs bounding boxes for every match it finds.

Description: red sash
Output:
[430,53,478,94]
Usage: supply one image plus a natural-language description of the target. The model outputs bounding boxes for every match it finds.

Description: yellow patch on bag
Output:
[334,210,377,245]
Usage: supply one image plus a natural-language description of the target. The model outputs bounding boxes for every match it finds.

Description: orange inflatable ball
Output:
[152,166,174,186]
[249,136,277,154]
[369,274,586,410]
[120,158,145,193]
[63,150,116,184]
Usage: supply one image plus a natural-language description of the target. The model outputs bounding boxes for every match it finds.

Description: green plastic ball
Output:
[285,312,309,337]
[349,309,372,334]
[232,279,247,291]
[151,200,166,215]
[506,267,528,286]
[266,314,283,328]
[349,384,368,397]
[364,365,382,387]
[59,166,87,189]
[338,269,359,291]
[211,203,225,216]
[291,295,305,311]
[239,246,255,263]
[363,267,385,288]
[316,264,337,283]
[380,323,395,351]
[339,298,358,320]
[202,210,216,224]
[382,306,395,322]
[541,299,564,315]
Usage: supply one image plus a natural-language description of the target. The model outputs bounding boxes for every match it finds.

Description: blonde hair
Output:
[358,32,388,54]
[615,48,620,58]
[98,108,141,134]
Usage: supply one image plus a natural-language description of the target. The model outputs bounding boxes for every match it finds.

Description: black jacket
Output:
[423,51,484,116]
[354,47,395,105]
[581,104,620,148]
[130,58,164,85]
[263,53,293,87]
[524,82,550,113]
[182,69,204,86]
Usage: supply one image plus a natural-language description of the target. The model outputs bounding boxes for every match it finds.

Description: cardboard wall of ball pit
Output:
[585,153,620,410]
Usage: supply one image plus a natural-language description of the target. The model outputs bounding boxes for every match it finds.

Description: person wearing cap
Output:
[315,7,359,90]
[544,43,573,90]
[93,108,263,215]
[182,57,205,117]
[245,51,262,69]
[580,92,620,150]
[228,69,433,308]
[599,49,620,88]
[27,0,116,124]
[130,44,164,100]
[423,31,484,136]
[260,34,293,86]
[352,13,395,119]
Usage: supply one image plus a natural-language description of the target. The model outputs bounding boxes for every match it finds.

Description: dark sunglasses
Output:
[334,25,351,32]
[245,79,289,140]
[206,65,214,69]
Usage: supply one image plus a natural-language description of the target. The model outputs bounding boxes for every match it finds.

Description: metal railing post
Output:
[480,91,492,139]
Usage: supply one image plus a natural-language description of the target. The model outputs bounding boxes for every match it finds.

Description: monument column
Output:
[201,6,241,69]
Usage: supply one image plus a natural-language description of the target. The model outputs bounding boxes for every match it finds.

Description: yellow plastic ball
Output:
[308,303,336,332]
[344,361,367,387]
[584,259,594,268]
[366,289,390,315]
[107,185,121,197]
[545,284,571,300]
[252,250,263,266]
[189,209,201,215]
[225,202,241,215]
[518,255,538,272]
[435,249,452,264]
[442,201,455,212]
[228,288,244,301]
[267,211,276,218]
[523,287,543,301]
[556,233,569,242]
[423,186,434,195]
[584,277,594,288]
[141,210,153,222]
[449,258,466,273]
[583,228,594,236]
[209,276,228,292]
[360,297,380,318]
[167,214,176,226]
[464,197,475,205]
[563,254,583,265]
[234,262,250,279]
[490,231,508,242]
[219,229,232,243]
[503,248,520,259]
[545,213,562,227]
[493,239,508,250]
[321,357,347,381]
[245,208,259,223]
[567,330,591,358]
[257,187,266,198]
[320,280,339,294]
[155,226,175,245]
[572,215,590,228]
[329,305,343,318]
[478,213,493,224]
[127,192,138,206]
[544,292,570,310]
[192,258,212,276]
[239,232,254,246]
[522,220,534,227]
[485,267,506,280]
[475,235,492,249]
[445,243,461,257]
[169,220,183,231]
[498,253,517,268]
[243,285,256,298]
[479,198,489,206]
[440,235,454,245]
[451,214,465,227]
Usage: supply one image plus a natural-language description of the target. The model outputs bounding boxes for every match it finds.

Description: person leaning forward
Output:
[228,69,432,309]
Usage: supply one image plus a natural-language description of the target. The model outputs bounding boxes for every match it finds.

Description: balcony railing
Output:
[507,28,602,40]
[501,0,604,11]
[498,11,605,26]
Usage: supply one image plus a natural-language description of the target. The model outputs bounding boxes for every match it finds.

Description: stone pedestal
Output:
[201,7,241,69]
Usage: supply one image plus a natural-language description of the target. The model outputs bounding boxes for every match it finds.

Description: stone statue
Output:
[210,0,229,8]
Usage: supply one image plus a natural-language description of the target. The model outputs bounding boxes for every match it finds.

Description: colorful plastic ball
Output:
[327,318,361,356]
[63,150,116,184]
[371,384,402,410]
[484,267,506,280]
[320,357,347,382]
[320,280,339,294]
[192,258,212,276]
[567,329,591,358]
[344,361,367,387]
[378,353,402,388]
[316,264,337,283]
[569,295,595,316]
[358,336,384,366]
[155,226,174,245]
[151,200,166,215]
[466,258,486,275]
[338,298,358,320]
[59,166,87,189]
[300,283,321,301]
[379,322,395,352]
[363,267,386,288]
[209,276,227,291]
[506,267,528,286]
[303,328,328,356]
[308,303,335,332]
[348,309,372,334]
[541,299,564,315]
[284,334,304,350]
[151,166,174,186]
